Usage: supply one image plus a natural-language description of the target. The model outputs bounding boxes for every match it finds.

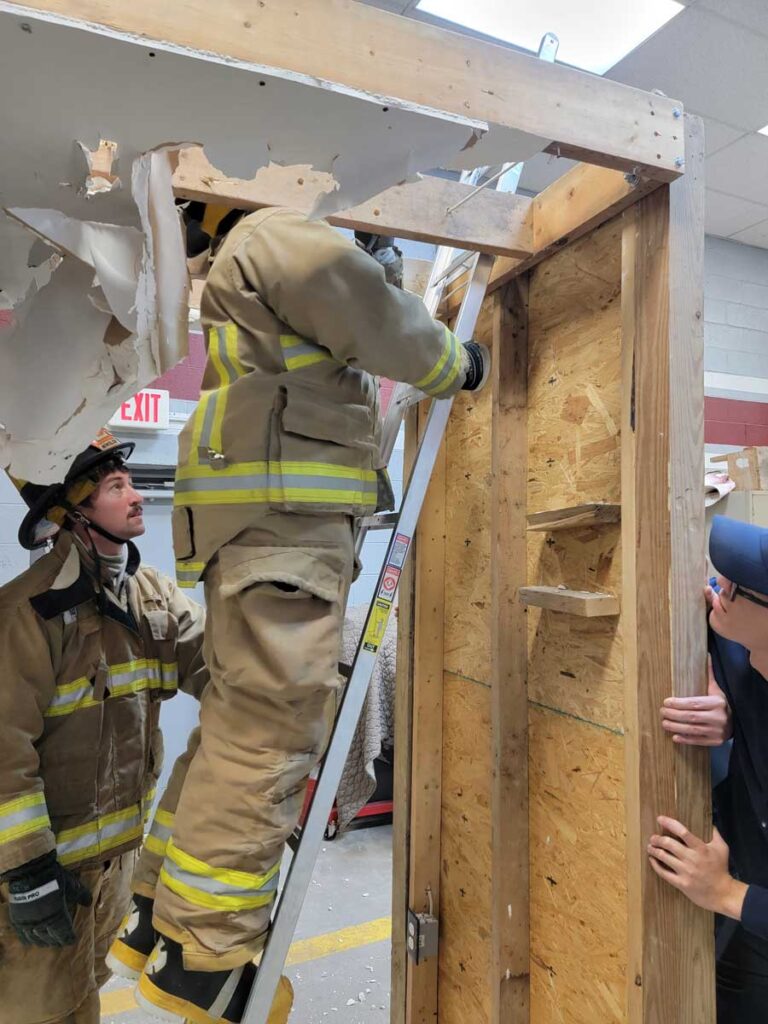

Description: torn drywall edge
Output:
[6,207,144,333]
[1,151,189,482]
[135,149,189,376]
[0,212,59,310]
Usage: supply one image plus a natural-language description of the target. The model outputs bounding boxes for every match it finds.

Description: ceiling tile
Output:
[608,6,768,130]
[706,133,768,203]
[699,116,747,155]
[697,0,768,36]
[705,188,768,237]
[730,218,768,248]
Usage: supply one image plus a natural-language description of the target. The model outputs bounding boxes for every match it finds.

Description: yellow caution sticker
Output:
[362,599,394,654]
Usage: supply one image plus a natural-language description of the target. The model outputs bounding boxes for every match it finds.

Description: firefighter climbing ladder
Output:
[244,34,559,1024]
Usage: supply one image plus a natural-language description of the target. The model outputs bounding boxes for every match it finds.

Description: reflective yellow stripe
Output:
[159,867,276,911]
[0,792,51,845]
[414,326,462,396]
[224,323,246,377]
[155,809,175,829]
[45,660,177,718]
[189,391,214,467]
[166,839,280,891]
[57,805,139,843]
[279,333,334,372]
[177,461,375,482]
[0,815,51,845]
[176,487,376,507]
[145,834,168,857]
[56,803,145,866]
[208,326,230,388]
[0,793,47,816]
[174,460,378,508]
[189,323,249,466]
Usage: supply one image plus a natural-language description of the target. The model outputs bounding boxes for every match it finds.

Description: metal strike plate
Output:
[406,908,439,964]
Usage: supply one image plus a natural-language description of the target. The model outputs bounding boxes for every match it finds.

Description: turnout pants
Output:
[138,518,354,969]
[0,852,136,1024]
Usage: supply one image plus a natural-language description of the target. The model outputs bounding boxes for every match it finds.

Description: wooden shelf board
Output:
[519,586,619,617]
[527,503,621,532]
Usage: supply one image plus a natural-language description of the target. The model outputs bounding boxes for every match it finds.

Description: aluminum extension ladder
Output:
[243,34,559,1024]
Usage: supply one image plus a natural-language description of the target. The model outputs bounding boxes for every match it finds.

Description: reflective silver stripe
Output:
[0,794,51,845]
[423,332,462,396]
[160,664,178,690]
[279,333,334,371]
[149,819,173,845]
[45,661,168,717]
[283,344,333,371]
[57,805,143,865]
[162,857,280,901]
[215,326,241,383]
[175,471,377,495]
[197,391,219,454]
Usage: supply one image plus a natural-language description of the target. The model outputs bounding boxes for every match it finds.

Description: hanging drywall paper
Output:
[1,150,187,482]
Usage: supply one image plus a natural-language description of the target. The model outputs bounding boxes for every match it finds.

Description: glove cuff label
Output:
[8,879,60,904]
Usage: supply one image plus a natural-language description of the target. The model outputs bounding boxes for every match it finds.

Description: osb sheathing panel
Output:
[527,222,624,733]
[439,673,493,1024]
[438,222,628,1024]
[529,706,627,1023]
[527,220,628,1022]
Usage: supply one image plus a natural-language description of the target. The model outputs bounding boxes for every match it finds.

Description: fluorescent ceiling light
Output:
[416,0,684,74]
[759,125,768,136]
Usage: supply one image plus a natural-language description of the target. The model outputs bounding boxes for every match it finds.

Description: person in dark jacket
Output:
[649,515,768,1021]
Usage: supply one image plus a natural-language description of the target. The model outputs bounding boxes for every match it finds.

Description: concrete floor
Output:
[100,824,393,1024]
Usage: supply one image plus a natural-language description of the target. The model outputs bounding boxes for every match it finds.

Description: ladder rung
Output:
[358,512,399,531]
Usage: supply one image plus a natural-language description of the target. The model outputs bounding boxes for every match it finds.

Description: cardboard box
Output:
[711,447,768,491]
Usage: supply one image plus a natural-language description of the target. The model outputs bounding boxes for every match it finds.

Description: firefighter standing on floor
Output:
[110,207,489,1024]
[0,431,208,1024]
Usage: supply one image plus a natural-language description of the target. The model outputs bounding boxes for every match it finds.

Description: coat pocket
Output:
[268,390,378,515]
[141,609,180,700]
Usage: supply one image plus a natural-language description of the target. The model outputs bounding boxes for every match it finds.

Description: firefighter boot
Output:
[106,894,157,980]
[136,936,293,1024]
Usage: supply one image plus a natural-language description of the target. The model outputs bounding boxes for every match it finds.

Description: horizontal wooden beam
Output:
[519,586,620,617]
[526,503,621,533]
[11,0,685,181]
[487,164,662,293]
[173,148,534,258]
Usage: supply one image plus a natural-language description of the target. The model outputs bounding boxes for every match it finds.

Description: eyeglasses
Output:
[731,583,768,610]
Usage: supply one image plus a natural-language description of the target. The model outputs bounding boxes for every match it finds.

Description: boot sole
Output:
[106,939,151,981]
[136,970,294,1024]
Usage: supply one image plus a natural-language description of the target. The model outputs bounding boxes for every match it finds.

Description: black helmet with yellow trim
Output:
[13,429,135,550]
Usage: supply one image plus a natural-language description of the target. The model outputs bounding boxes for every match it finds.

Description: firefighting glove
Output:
[2,850,92,947]
[461,342,491,392]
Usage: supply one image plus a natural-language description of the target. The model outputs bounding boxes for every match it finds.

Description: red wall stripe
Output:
[705,396,768,446]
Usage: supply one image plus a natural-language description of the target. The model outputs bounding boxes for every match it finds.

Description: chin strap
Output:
[65,508,130,615]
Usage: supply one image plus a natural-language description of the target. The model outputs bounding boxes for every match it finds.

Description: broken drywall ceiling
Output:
[0,149,188,483]
[0,4,547,481]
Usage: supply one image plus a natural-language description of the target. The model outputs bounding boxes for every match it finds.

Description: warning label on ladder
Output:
[363,538,410,653]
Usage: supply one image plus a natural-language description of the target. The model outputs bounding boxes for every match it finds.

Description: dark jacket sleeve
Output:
[742,885,768,940]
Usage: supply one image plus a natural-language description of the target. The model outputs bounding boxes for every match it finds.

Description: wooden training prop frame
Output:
[7,2,710,1021]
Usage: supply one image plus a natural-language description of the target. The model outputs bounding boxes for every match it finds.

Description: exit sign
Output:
[110,389,170,430]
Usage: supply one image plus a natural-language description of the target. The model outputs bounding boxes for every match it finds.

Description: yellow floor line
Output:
[100,916,392,1018]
